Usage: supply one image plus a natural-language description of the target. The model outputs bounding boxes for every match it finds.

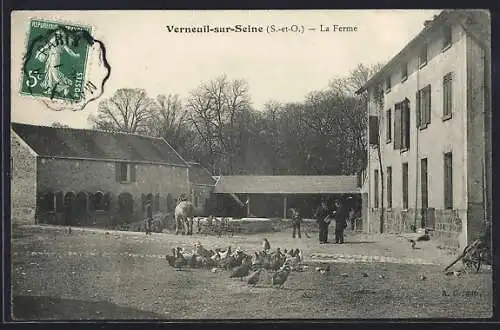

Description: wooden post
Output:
[247,194,251,217]
[283,195,287,219]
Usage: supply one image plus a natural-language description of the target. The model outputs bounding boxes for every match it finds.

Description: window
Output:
[394,99,410,150]
[115,162,136,182]
[385,76,391,93]
[444,152,453,209]
[443,25,452,49]
[386,109,392,143]
[419,44,428,67]
[401,62,408,81]
[387,166,392,209]
[417,85,431,129]
[443,73,453,118]
[402,163,409,209]
[374,169,379,208]
[421,158,428,210]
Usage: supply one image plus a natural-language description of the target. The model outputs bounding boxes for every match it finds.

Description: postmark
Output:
[20,19,111,111]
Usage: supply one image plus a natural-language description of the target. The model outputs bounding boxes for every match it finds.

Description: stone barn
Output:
[10,122,213,227]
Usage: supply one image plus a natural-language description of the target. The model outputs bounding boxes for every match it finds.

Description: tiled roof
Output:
[213,175,360,194]
[356,9,490,94]
[11,122,188,166]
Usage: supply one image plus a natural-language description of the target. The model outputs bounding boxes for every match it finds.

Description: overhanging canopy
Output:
[213,175,360,194]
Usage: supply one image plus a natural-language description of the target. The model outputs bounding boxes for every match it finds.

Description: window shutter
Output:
[130,164,136,182]
[115,162,121,182]
[141,194,146,212]
[426,85,431,125]
[416,91,421,128]
[394,103,402,149]
[404,100,410,149]
[369,116,379,145]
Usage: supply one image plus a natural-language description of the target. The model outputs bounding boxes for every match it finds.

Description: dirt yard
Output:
[11,225,493,320]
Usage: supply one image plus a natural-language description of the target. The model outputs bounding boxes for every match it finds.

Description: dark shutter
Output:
[426,85,431,125]
[386,109,392,142]
[141,194,146,212]
[115,162,121,182]
[369,116,379,145]
[403,100,410,149]
[416,91,421,128]
[402,163,409,209]
[394,103,402,149]
[130,164,136,182]
[444,153,453,209]
[387,167,392,208]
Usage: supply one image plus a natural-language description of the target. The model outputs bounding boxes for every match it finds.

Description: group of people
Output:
[289,197,354,244]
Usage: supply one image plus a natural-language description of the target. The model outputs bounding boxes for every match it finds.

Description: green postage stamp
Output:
[20,19,110,111]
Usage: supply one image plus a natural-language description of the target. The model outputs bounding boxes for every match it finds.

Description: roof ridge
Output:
[11,122,164,140]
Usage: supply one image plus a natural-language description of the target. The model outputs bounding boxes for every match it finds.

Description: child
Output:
[290,207,302,239]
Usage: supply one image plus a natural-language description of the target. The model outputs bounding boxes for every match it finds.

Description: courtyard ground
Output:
[10,224,493,320]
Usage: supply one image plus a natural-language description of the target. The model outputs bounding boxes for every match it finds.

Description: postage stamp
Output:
[20,19,110,111]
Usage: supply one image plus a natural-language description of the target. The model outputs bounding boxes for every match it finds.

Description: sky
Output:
[11,10,441,129]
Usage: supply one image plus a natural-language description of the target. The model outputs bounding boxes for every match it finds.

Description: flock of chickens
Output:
[165,238,305,288]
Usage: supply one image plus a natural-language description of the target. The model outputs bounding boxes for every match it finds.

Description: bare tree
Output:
[88,88,156,134]
[186,75,251,174]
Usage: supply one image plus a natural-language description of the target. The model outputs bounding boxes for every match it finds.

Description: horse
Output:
[175,200,195,235]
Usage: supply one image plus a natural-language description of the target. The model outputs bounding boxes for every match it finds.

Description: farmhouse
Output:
[356,10,491,249]
[10,122,215,227]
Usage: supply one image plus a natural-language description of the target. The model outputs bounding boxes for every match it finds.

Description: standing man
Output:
[144,200,153,235]
[290,207,302,239]
[333,199,348,244]
[314,199,331,244]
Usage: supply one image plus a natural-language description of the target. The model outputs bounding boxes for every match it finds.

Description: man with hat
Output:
[314,198,331,244]
[333,198,348,244]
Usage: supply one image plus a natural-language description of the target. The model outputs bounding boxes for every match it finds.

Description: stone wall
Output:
[11,132,37,225]
[367,207,463,249]
[36,157,190,226]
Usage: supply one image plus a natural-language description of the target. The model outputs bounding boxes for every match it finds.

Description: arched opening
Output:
[166,194,174,213]
[154,193,160,212]
[144,193,153,212]
[64,192,76,225]
[118,192,134,223]
[75,192,88,225]
[93,191,105,211]
[55,191,64,213]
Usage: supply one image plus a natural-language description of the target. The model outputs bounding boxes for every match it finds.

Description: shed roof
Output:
[213,175,360,194]
[11,122,188,166]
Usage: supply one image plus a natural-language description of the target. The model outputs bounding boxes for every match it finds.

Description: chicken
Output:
[165,249,177,267]
[262,238,271,251]
[166,248,187,270]
[229,257,252,281]
[218,246,232,260]
[272,265,291,288]
[246,269,261,286]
